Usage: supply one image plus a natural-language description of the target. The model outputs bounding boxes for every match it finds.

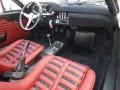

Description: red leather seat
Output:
[0,39,44,75]
[0,55,96,90]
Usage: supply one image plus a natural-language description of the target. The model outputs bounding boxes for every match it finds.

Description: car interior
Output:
[0,0,119,90]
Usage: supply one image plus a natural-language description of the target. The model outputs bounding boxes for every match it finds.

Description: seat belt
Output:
[4,40,30,80]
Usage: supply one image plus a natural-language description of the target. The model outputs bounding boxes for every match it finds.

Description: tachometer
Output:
[42,4,55,16]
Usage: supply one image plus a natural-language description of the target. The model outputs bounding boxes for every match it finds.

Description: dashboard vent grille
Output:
[56,12,69,24]
[57,12,69,20]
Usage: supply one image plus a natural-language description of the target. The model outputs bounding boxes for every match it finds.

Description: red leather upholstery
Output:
[0,19,29,47]
[0,55,96,90]
[0,39,44,75]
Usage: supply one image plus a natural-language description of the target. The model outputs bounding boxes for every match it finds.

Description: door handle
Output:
[15,20,19,24]
[0,34,7,42]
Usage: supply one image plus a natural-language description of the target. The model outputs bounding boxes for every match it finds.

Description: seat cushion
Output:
[0,55,96,90]
[0,39,44,74]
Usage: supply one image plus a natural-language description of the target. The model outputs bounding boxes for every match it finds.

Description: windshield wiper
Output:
[67,1,84,5]
[67,0,105,5]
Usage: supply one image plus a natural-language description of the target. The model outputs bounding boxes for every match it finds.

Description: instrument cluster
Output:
[40,3,69,25]
[41,4,55,16]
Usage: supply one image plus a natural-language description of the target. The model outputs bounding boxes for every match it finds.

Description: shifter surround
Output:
[43,41,64,55]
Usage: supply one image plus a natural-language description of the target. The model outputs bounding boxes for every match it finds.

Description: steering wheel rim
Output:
[19,2,42,31]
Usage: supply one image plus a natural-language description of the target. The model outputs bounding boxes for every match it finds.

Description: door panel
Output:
[0,19,29,47]
[0,11,20,21]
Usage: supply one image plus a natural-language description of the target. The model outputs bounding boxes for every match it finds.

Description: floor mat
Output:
[62,46,110,90]
[62,31,112,90]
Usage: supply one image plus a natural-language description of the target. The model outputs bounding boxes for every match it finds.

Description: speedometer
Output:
[42,4,55,16]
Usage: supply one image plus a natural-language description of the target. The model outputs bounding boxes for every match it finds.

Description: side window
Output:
[0,3,3,13]
[117,0,120,28]
[2,0,21,11]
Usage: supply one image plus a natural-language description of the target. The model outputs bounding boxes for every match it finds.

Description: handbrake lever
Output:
[4,40,30,80]
[15,40,30,72]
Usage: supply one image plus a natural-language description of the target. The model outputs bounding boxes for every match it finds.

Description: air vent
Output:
[56,12,69,25]
[57,12,69,20]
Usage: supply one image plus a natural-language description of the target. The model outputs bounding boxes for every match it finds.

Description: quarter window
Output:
[0,3,3,13]
[2,0,21,11]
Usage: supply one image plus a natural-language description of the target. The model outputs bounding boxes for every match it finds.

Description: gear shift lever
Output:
[47,34,52,46]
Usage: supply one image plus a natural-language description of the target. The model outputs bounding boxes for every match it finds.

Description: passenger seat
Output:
[0,55,96,90]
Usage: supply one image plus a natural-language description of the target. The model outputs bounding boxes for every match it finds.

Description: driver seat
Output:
[0,39,44,75]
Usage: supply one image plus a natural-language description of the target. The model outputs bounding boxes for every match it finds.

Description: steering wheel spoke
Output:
[21,12,30,19]
[25,19,32,29]
[32,14,39,19]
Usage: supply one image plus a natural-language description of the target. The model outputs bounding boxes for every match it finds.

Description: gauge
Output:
[42,4,55,16]
[32,5,39,14]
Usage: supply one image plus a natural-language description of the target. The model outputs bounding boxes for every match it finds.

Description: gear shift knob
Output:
[47,34,52,46]
[47,34,50,38]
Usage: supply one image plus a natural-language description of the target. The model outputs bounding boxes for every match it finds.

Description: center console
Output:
[41,41,64,56]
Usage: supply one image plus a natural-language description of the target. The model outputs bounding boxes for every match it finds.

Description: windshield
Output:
[20,0,105,5]
[20,0,58,4]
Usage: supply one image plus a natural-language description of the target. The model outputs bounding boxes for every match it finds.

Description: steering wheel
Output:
[19,2,42,31]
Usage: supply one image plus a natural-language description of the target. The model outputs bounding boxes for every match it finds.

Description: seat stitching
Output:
[51,58,71,90]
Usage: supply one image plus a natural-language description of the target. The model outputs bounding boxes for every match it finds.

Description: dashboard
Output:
[40,2,114,28]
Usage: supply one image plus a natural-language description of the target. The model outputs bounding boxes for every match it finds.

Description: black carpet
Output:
[62,31,111,90]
